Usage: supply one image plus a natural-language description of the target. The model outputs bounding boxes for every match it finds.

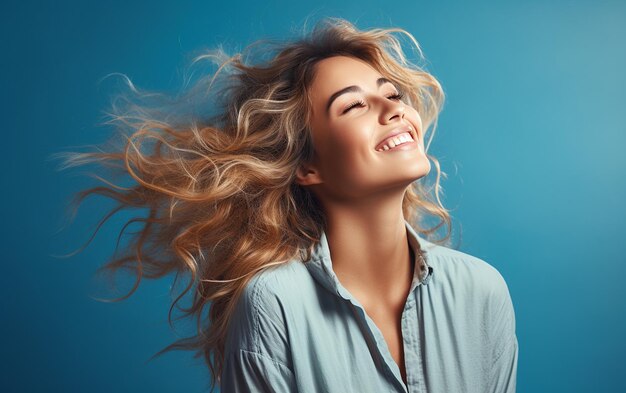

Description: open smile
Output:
[375,131,416,152]
[375,123,420,152]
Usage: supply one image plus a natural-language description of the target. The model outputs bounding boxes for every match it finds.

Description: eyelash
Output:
[343,92,405,114]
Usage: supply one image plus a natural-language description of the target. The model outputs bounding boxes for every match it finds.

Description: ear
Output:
[295,161,323,186]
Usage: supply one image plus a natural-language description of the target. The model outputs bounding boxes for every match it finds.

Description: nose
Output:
[380,99,405,123]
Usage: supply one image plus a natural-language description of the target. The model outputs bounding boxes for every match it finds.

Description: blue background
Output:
[3,0,625,392]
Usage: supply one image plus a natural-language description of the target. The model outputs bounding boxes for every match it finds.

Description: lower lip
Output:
[376,140,419,152]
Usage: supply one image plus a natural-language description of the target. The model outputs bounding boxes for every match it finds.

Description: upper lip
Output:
[375,124,417,150]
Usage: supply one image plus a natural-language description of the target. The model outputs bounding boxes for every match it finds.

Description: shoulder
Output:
[420,238,517,351]
[234,258,310,308]
[225,259,311,365]
[419,238,514,316]
[241,259,314,312]
[417,238,518,372]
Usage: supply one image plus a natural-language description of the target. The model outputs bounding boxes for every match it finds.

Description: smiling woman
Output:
[53,17,517,393]
[299,55,430,201]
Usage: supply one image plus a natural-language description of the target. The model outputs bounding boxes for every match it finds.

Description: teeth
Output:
[376,131,415,152]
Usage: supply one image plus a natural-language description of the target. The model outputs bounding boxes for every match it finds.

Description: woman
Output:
[56,17,517,393]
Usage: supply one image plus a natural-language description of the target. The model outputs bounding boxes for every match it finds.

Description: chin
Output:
[381,170,430,192]
[376,157,430,188]
[405,156,431,180]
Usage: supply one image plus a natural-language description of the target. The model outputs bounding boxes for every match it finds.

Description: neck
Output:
[320,187,415,305]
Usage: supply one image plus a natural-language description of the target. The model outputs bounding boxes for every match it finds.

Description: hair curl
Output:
[52,17,452,391]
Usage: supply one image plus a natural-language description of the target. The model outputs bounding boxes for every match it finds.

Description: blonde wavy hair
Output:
[53,17,451,391]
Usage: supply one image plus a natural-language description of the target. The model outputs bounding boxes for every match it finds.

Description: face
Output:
[298,55,431,201]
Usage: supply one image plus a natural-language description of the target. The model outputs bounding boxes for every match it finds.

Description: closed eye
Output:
[343,100,366,114]
[387,92,404,101]
[342,92,405,114]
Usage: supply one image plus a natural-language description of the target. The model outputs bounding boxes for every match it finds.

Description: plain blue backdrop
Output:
[3,0,625,392]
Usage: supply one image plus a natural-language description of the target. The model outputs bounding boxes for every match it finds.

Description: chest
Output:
[290,270,495,392]
[366,307,407,384]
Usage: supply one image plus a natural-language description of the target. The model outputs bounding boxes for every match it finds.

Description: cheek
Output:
[320,123,375,184]
[407,109,424,137]
[310,122,366,180]
[326,121,371,156]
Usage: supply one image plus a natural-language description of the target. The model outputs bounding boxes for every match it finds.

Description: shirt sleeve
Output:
[486,269,519,393]
[221,349,297,393]
[220,272,296,392]
[489,335,519,393]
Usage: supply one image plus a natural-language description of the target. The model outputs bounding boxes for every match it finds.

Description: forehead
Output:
[312,55,381,86]
[309,56,384,112]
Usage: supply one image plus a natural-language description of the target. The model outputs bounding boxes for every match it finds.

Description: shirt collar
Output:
[304,220,434,303]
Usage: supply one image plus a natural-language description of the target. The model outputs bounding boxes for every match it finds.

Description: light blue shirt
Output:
[221,221,518,392]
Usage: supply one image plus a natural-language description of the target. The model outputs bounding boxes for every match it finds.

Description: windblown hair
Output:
[53,17,451,391]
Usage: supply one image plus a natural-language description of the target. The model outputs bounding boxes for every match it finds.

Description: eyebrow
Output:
[325,77,395,114]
